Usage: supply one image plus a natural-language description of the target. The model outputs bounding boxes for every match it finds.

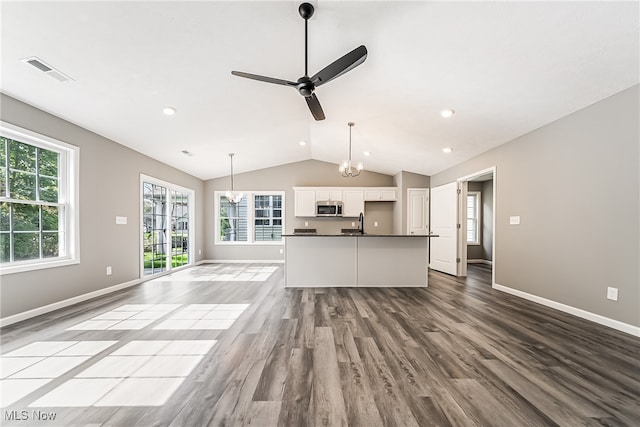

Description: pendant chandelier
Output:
[225,153,244,203]
[339,122,363,177]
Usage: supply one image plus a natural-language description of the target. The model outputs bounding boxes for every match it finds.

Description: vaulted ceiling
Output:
[2,1,638,180]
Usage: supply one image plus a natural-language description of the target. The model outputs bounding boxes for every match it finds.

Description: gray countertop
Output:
[283,234,439,237]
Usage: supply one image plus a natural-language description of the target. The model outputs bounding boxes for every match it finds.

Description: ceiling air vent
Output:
[20,56,74,83]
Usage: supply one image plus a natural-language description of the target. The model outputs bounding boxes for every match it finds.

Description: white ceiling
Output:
[2,1,638,180]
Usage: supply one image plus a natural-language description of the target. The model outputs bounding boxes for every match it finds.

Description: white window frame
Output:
[466,191,481,245]
[140,174,195,278]
[0,122,80,275]
[214,191,285,245]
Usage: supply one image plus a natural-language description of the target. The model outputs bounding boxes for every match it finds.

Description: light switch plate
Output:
[607,287,618,301]
[115,216,127,225]
[509,216,520,225]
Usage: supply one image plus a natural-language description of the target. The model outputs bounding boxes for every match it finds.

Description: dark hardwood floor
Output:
[1,263,639,426]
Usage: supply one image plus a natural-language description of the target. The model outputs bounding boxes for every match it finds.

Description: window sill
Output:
[0,257,80,275]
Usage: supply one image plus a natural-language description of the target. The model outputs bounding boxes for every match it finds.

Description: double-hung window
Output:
[0,123,79,274]
[215,191,284,244]
[466,191,481,245]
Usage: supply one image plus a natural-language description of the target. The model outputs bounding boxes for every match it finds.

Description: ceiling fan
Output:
[231,2,367,121]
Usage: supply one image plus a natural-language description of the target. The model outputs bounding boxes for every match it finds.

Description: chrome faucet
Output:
[358,212,364,234]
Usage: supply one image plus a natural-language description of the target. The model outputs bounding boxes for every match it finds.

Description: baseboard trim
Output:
[467,259,493,265]
[0,278,142,328]
[493,283,640,337]
[201,259,285,264]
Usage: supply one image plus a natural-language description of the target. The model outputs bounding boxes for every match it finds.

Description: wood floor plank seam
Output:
[1,263,638,427]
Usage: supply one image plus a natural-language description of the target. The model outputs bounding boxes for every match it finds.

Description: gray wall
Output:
[204,160,396,261]
[0,94,205,318]
[393,171,430,235]
[431,85,639,327]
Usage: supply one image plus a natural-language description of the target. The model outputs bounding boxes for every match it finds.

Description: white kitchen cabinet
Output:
[364,188,397,201]
[294,189,316,217]
[342,190,365,217]
[316,189,342,201]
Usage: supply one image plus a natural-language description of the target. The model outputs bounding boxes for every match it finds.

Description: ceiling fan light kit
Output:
[231,2,367,121]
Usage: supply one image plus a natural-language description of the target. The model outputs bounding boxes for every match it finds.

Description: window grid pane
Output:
[171,190,189,267]
[217,193,283,244]
[254,195,282,242]
[220,196,248,242]
[467,193,479,244]
[1,131,70,267]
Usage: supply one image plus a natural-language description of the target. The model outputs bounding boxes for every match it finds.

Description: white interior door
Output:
[407,188,429,235]
[429,182,458,275]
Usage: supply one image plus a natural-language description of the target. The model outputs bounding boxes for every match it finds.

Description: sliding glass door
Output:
[170,190,189,269]
[141,176,193,277]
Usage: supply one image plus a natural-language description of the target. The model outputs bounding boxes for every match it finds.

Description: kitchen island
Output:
[284,234,437,287]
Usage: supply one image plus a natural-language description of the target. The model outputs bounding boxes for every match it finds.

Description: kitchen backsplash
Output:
[290,203,394,235]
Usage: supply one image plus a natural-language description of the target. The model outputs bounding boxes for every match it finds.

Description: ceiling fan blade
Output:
[231,71,297,87]
[305,93,325,121]
[311,45,367,87]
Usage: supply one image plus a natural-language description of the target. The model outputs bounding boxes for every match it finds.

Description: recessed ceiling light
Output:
[443,147,453,153]
[440,109,455,118]
[299,140,307,146]
[163,106,176,116]
[364,151,371,156]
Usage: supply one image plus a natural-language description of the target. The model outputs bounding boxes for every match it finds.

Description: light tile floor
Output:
[151,265,277,282]
[28,340,217,407]
[0,263,262,409]
[67,304,181,331]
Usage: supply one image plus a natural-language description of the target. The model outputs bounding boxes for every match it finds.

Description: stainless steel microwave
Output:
[316,201,343,217]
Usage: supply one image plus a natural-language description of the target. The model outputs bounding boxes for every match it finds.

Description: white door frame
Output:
[140,174,196,279]
[456,166,497,286]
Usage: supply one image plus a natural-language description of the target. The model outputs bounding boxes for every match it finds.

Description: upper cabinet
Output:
[294,186,397,217]
[342,190,365,217]
[316,189,342,202]
[364,188,397,201]
[294,189,316,217]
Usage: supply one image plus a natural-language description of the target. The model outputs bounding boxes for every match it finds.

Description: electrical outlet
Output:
[607,287,618,301]
[106,266,112,276]
[374,221,379,227]
[279,248,284,254]
[351,221,355,227]
[304,221,309,227]
[198,249,202,255]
